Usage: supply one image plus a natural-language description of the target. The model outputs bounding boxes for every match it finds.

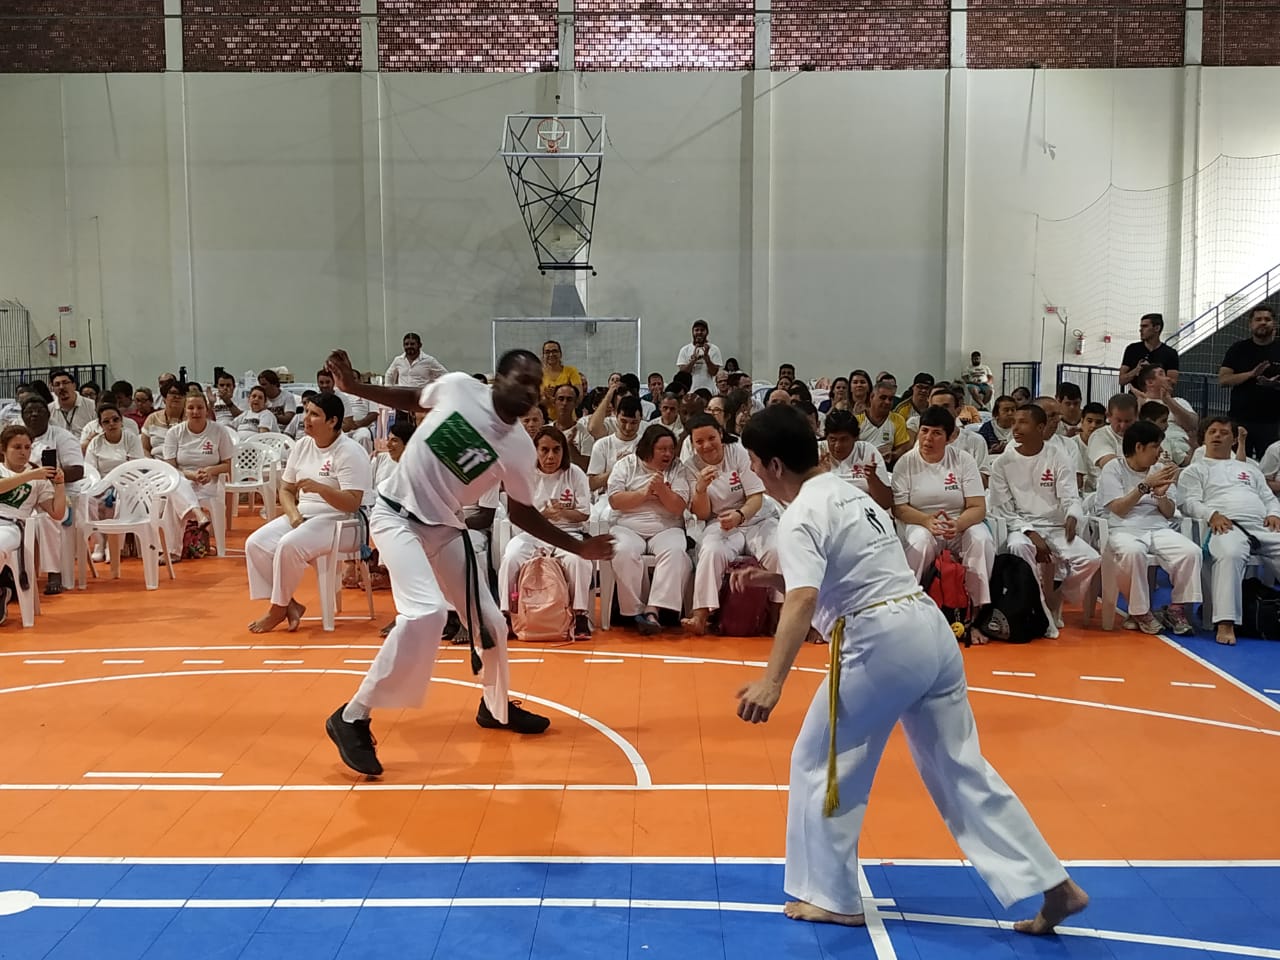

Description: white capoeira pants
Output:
[245,513,343,607]
[160,477,213,554]
[1005,527,1101,628]
[1205,526,1280,624]
[785,596,1068,915]
[611,525,690,616]
[30,513,63,574]
[1105,527,1202,616]
[352,501,511,724]
[901,522,995,606]
[692,517,779,611]
[498,531,593,613]
[0,523,23,573]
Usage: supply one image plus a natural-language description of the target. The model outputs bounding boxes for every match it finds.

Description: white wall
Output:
[2,66,1279,392]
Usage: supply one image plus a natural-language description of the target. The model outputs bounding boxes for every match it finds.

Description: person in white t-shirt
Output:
[1030,396,1085,487]
[675,318,723,394]
[371,419,413,494]
[648,393,685,443]
[988,404,1101,635]
[681,415,779,635]
[1262,439,1280,495]
[321,348,613,777]
[1087,393,1137,471]
[731,404,1086,936]
[245,393,373,634]
[587,395,644,498]
[79,399,140,451]
[0,425,68,619]
[497,425,594,641]
[892,407,994,612]
[548,383,591,471]
[161,393,235,559]
[84,404,147,562]
[960,351,995,409]
[231,386,277,439]
[818,411,891,508]
[48,369,97,436]
[1177,416,1280,645]
[920,386,990,480]
[21,398,85,594]
[1096,420,1200,635]
[1075,403,1107,493]
[141,382,187,458]
[1131,365,1198,461]
[607,424,693,635]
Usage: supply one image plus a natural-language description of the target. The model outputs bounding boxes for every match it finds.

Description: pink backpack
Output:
[512,553,574,642]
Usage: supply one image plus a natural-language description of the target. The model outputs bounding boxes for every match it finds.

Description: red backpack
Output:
[922,547,973,645]
[717,557,773,637]
[512,553,574,642]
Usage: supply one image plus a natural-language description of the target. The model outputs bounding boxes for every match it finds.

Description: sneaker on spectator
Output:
[1160,606,1194,636]
[1129,612,1164,634]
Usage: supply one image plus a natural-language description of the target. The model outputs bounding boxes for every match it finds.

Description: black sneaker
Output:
[476,696,550,734]
[325,704,383,776]
[0,585,10,626]
[572,614,592,640]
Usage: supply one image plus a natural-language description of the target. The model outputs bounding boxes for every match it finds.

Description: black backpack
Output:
[972,553,1051,644]
[1241,578,1280,641]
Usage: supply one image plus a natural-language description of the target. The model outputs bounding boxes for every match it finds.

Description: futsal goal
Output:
[491,317,641,390]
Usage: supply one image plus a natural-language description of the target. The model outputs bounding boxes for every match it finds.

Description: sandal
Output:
[635,613,661,636]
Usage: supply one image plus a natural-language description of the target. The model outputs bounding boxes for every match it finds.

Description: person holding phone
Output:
[19,398,84,594]
[0,424,67,620]
[1220,304,1280,459]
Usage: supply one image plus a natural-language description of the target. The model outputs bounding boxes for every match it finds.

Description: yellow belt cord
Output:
[824,616,846,817]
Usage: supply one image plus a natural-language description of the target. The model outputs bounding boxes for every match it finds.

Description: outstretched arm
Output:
[507,500,614,560]
[328,349,428,413]
[736,587,819,724]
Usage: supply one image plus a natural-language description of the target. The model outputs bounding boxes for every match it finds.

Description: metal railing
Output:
[0,364,110,402]
[1054,363,1229,417]
[1167,262,1280,354]
[1000,361,1040,398]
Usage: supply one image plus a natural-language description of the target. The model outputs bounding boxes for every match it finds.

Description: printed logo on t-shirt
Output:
[0,484,32,509]
[849,462,867,478]
[1238,471,1252,484]
[201,440,214,456]
[319,459,333,477]
[425,412,499,485]
[728,470,743,492]
[560,488,575,507]
[942,472,959,491]
[1039,468,1055,487]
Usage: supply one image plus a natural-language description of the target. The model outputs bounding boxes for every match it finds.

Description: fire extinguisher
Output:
[46,334,58,357]
[1072,329,1085,356]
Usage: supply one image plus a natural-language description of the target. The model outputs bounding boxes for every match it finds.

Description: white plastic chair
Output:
[312,517,375,631]
[253,433,295,467]
[1186,516,1273,625]
[1085,515,1178,631]
[61,464,100,590]
[592,516,692,630]
[224,440,278,525]
[2,522,42,627]
[86,460,181,589]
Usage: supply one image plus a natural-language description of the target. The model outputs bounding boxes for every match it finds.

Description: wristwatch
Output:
[1137,482,1152,495]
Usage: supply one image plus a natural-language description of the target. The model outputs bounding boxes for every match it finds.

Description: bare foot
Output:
[783,900,865,926]
[1216,623,1237,646]
[1013,878,1089,935]
[970,626,990,645]
[249,606,289,634]
[681,610,710,636]
[286,600,306,632]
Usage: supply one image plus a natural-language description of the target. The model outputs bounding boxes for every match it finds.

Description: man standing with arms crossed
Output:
[732,404,1088,936]
[322,348,614,777]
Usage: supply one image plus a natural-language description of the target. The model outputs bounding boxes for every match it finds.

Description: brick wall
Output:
[182,1,361,72]
[968,0,1185,69]
[379,0,557,72]
[1,0,164,73]
[772,0,950,70]
[1204,0,1280,65]
[575,0,754,70]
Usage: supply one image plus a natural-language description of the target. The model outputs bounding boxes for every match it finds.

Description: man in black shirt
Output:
[1119,313,1180,389]
[1219,304,1280,459]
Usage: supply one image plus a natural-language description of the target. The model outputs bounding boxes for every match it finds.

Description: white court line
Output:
[22,660,64,665]
[0,782,782,794]
[507,658,544,664]
[82,772,222,780]
[102,660,145,665]
[262,660,303,665]
[584,659,625,664]
[1157,634,1280,716]
[0,668,652,789]
[343,659,373,665]
[1170,681,1216,689]
[1079,675,1124,683]
[858,863,900,960]
[991,671,1036,678]
[181,660,223,666]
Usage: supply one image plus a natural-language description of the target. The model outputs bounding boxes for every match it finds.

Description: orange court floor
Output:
[2,520,1280,959]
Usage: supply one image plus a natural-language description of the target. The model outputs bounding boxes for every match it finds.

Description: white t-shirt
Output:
[646,417,685,443]
[48,395,97,435]
[1177,457,1280,525]
[587,432,640,477]
[339,390,369,422]
[530,465,591,532]
[379,373,536,530]
[385,352,447,388]
[372,452,400,493]
[892,446,983,516]
[1075,434,1098,492]
[606,454,692,538]
[563,416,595,459]
[825,440,889,494]
[262,388,299,418]
[1087,426,1125,468]
[684,441,765,519]
[31,425,85,472]
[0,463,56,521]
[79,416,140,447]
[962,363,994,385]
[1261,440,1280,482]
[162,421,235,480]
[988,442,1084,532]
[282,433,373,518]
[85,431,146,478]
[676,341,723,393]
[233,409,276,438]
[952,428,990,475]
[1096,458,1173,532]
[778,472,921,639]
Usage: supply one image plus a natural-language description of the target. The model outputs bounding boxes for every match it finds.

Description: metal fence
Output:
[1000,361,1040,398]
[1054,363,1229,417]
[0,364,110,402]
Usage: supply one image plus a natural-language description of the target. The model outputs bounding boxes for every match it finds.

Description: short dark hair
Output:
[794,399,818,420]
[1140,312,1164,331]
[542,339,562,351]
[533,424,571,471]
[918,405,955,436]
[1123,419,1164,455]
[307,392,345,429]
[684,413,725,441]
[619,372,642,395]
[389,419,415,443]
[50,368,75,386]
[1139,400,1168,422]
[553,382,580,400]
[778,363,795,375]
[1082,401,1106,418]
[134,386,153,402]
[993,394,1017,412]
[824,409,860,439]
[497,348,539,376]
[1055,381,1082,402]
[1016,403,1047,426]
[21,396,46,413]
[669,371,693,393]
[1134,365,1163,391]
[740,404,818,474]
[659,391,681,406]
[96,403,122,422]
[1,424,32,449]
[404,332,422,343]
[692,319,708,331]
[316,368,334,381]
[216,371,237,385]
[1198,415,1234,444]
[636,423,677,461]
[258,369,281,386]
[1249,303,1274,320]
[616,395,642,418]
[1107,392,1138,414]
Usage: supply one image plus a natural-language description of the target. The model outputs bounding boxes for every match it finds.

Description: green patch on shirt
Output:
[425,412,498,485]
[0,484,32,509]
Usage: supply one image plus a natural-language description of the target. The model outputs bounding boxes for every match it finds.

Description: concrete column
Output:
[163,0,182,72]
[359,0,389,371]
[943,2,968,374]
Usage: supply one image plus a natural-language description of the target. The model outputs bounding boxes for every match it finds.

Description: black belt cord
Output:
[460,527,495,675]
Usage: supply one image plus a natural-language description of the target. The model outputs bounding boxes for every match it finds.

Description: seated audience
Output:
[858,381,912,467]
[497,425,593,641]
[84,404,147,562]
[681,414,779,635]
[1011,385,1032,405]
[587,396,644,496]
[21,398,84,594]
[1262,439,1280,495]
[142,381,187,458]
[132,387,154,425]
[372,419,414,492]
[257,369,299,428]
[819,410,891,508]
[49,369,97,436]
[162,392,234,559]
[209,372,243,426]
[724,388,754,437]
[80,398,141,451]
[892,407,994,614]
[706,394,726,428]
[989,404,1101,634]
[650,392,685,441]
[847,369,873,416]
[894,372,934,422]
[0,425,66,617]
[606,425,692,635]
[549,383,592,471]
[232,386,277,438]
[1087,393,1138,471]
[1075,402,1107,492]
[1177,416,1280,645]
[914,385,989,477]
[1095,420,1199,635]
[979,395,1017,454]
[245,393,372,633]
[519,403,546,439]
[1055,382,1084,437]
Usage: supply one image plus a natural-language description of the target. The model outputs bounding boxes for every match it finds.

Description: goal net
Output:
[491,317,641,391]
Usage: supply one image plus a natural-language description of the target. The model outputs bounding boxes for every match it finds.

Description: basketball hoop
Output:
[536,117,568,154]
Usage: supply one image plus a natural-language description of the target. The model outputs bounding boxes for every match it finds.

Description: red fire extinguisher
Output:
[47,334,58,357]
[1072,329,1085,356]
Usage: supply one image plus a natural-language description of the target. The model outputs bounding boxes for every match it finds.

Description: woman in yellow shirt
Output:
[540,339,586,404]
